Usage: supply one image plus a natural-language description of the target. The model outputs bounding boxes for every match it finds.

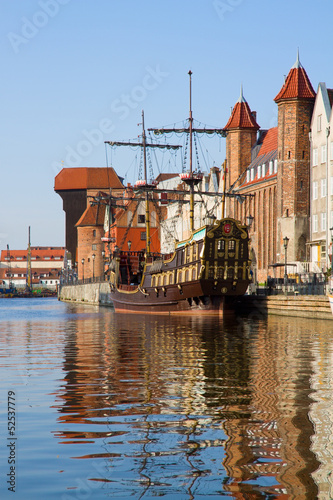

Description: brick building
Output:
[54,166,124,261]
[224,53,316,282]
[0,247,66,290]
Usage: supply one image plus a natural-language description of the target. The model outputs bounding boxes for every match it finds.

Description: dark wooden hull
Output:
[109,218,251,315]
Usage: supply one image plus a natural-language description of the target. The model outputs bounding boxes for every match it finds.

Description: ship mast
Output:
[105,111,181,256]
[149,71,226,232]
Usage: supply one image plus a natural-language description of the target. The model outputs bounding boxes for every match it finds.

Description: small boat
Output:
[104,72,252,315]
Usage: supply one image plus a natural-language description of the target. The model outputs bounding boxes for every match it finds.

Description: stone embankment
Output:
[239,294,332,320]
[58,282,113,307]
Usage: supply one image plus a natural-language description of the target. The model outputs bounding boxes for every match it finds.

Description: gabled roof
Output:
[274,52,315,102]
[224,86,260,131]
[76,203,106,227]
[54,167,124,191]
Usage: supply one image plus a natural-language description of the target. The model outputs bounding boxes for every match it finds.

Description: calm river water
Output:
[1,297,333,499]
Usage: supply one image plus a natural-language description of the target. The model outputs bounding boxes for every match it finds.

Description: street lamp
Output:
[92,253,95,280]
[127,240,132,252]
[101,250,105,279]
[81,258,85,282]
[283,236,289,291]
[246,214,254,229]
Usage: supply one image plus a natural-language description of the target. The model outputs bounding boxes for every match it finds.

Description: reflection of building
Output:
[52,310,329,498]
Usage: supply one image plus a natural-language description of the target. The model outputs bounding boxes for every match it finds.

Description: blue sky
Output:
[1,0,332,249]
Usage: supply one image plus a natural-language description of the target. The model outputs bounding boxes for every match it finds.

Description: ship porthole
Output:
[221,287,228,294]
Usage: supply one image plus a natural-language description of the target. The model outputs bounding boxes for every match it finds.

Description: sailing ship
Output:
[104,72,253,314]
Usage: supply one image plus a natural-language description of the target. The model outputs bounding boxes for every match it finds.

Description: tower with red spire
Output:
[223,86,260,189]
[274,51,316,262]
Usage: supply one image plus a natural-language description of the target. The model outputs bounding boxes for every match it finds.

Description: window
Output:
[313,214,318,233]
[269,161,273,175]
[92,244,97,251]
[93,230,96,237]
[321,212,326,232]
[317,114,322,132]
[262,163,266,177]
[313,148,318,166]
[138,214,145,224]
[321,178,327,198]
[313,181,318,200]
[250,168,254,181]
[246,170,250,183]
[140,231,146,240]
[321,145,327,163]
[257,165,261,178]
[274,159,278,173]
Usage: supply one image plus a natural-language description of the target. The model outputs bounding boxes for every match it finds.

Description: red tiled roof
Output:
[257,128,278,156]
[274,57,315,102]
[1,247,65,261]
[224,88,259,131]
[54,167,124,191]
[76,203,106,227]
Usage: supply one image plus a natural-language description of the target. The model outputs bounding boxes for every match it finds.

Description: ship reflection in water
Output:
[1,299,333,498]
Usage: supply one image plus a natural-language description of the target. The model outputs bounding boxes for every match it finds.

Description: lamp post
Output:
[81,258,85,282]
[283,236,289,292]
[101,250,105,279]
[92,253,95,281]
[127,240,132,252]
[246,214,254,229]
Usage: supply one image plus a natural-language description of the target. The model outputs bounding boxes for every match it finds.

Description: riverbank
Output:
[59,282,113,307]
[238,294,332,320]
[58,283,333,319]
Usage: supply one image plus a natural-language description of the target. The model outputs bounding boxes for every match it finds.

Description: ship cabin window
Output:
[217,268,223,279]
[151,276,156,287]
[163,275,167,286]
[208,267,214,279]
[228,240,235,250]
[227,268,234,279]
[185,270,190,281]
[192,243,197,260]
[192,268,196,280]
[217,240,225,251]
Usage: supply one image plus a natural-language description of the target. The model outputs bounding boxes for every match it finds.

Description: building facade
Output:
[224,54,315,283]
[309,82,333,271]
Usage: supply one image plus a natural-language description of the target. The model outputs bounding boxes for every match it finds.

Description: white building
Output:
[310,83,333,271]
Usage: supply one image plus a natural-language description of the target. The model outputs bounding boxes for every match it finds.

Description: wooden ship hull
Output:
[109,217,251,315]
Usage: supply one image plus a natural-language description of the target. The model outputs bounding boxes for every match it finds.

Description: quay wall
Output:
[239,295,332,320]
[58,282,113,307]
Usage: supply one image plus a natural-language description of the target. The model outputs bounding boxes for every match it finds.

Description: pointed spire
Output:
[224,87,259,131]
[292,48,302,69]
[274,53,315,102]
[238,84,246,103]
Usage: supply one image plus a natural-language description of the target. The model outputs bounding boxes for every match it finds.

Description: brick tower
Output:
[274,52,316,263]
[223,86,260,190]
[76,203,106,280]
